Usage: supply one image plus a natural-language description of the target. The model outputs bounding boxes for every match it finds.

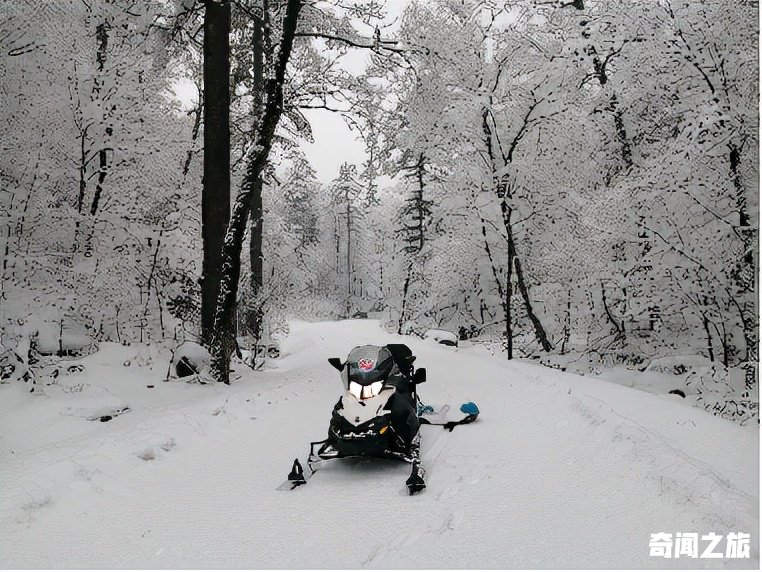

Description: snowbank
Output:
[424,328,458,346]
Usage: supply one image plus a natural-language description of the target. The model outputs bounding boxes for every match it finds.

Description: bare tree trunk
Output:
[701,311,715,362]
[247,14,264,343]
[728,141,757,390]
[398,263,412,335]
[201,0,231,343]
[414,153,425,251]
[612,96,632,169]
[482,109,513,356]
[476,203,509,353]
[183,97,203,178]
[90,21,111,217]
[600,281,625,343]
[209,0,302,384]
[561,287,571,355]
[503,200,514,359]
[499,178,551,356]
[396,153,429,327]
[512,241,552,352]
[334,214,340,275]
[482,105,551,357]
[77,129,88,215]
[345,184,352,316]
[712,321,729,367]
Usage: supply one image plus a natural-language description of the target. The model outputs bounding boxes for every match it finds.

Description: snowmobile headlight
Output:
[368,381,383,398]
[348,380,384,400]
[349,381,363,400]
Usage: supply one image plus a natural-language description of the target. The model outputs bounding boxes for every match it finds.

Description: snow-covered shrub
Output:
[0,349,28,384]
[686,365,758,425]
[539,353,585,373]
[645,355,712,376]
[169,341,212,383]
[424,329,458,347]
[392,320,427,338]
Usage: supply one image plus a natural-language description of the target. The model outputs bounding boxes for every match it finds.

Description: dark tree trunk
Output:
[701,312,715,362]
[612,96,632,169]
[477,206,508,349]
[396,153,429,325]
[90,21,111,217]
[561,287,571,355]
[183,96,203,178]
[247,15,264,342]
[201,0,231,343]
[482,108,513,357]
[503,199,514,360]
[482,107,551,357]
[77,130,88,215]
[209,0,302,384]
[334,214,340,274]
[345,184,352,316]
[728,141,757,389]
[600,281,625,343]
[91,129,111,216]
[511,237,552,353]
[414,153,425,252]
[398,263,412,335]
[712,321,729,367]
[96,21,108,70]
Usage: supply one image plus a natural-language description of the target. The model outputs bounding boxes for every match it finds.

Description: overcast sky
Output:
[300,0,409,185]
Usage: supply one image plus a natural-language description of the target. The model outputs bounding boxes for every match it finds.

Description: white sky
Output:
[300,107,369,184]
[299,0,410,184]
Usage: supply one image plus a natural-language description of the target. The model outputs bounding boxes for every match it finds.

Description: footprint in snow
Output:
[136,438,176,461]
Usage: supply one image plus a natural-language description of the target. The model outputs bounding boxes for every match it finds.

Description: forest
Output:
[0,2,760,567]
[1,0,758,396]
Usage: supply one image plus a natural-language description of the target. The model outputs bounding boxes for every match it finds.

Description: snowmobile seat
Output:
[384,344,416,378]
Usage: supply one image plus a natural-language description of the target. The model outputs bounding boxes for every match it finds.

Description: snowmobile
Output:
[283,343,479,495]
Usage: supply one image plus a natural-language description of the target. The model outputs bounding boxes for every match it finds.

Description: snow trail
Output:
[0,319,757,568]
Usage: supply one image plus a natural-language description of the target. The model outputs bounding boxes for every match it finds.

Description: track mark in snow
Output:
[569,391,755,530]
[365,434,487,565]
[19,491,52,524]
[363,507,466,567]
[438,509,464,532]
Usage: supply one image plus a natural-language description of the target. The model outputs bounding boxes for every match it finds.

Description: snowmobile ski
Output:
[277,458,313,491]
[418,401,479,431]
[406,461,426,495]
[418,403,450,422]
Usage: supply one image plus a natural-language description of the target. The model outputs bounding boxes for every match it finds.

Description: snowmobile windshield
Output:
[345,345,395,385]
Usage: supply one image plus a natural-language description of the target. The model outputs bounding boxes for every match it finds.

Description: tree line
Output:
[0,0,757,390]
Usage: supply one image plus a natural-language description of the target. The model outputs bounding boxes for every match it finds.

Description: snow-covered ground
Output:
[0,320,758,568]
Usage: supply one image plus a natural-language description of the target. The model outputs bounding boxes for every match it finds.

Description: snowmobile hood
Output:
[344,345,395,386]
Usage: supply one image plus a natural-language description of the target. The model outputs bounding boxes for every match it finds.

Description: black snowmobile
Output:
[283,343,479,495]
